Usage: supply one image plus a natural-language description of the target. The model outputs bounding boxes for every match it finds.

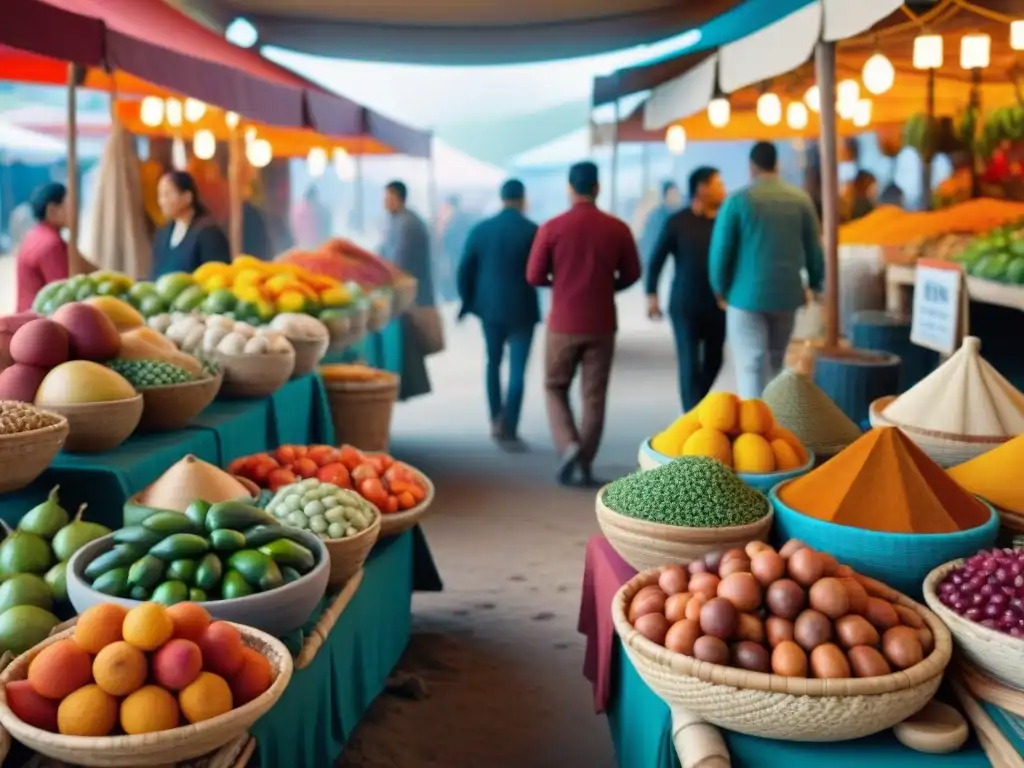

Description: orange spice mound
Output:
[778,427,990,534]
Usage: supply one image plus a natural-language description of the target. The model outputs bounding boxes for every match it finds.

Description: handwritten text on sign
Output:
[911,260,963,355]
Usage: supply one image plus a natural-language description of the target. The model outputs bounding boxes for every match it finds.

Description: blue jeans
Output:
[482,323,535,437]
[726,307,796,400]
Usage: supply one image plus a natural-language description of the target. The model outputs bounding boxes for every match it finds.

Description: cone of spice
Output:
[778,427,991,534]
[761,369,862,459]
[948,435,1024,531]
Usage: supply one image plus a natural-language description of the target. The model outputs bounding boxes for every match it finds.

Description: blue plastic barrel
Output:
[813,349,901,427]
[851,311,939,392]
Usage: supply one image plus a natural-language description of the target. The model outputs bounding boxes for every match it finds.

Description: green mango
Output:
[280,566,302,585]
[220,570,254,600]
[258,539,314,573]
[0,526,53,579]
[205,502,275,533]
[143,512,199,536]
[51,505,111,563]
[0,574,52,615]
[195,553,223,592]
[127,555,165,590]
[188,587,208,603]
[149,534,209,561]
[166,559,198,584]
[113,526,165,549]
[18,486,69,539]
[184,500,211,531]
[151,581,189,606]
[210,529,246,553]
[84,544,143,581]
[243,525,311,549]
[92,567,129,597]
[226,550,283,591]
[44,562,67,602]
[0,606,59,655]
[130,585,152,601]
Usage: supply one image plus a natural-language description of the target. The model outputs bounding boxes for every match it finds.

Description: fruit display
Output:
[0,401,63,436]
[0,311,43,373]
[125,454,258,525]
[265,479,378,540]
[951,218,1024,285]
[838,198,1024,247]
[625,540,936,680]
[83,500,318,603]
[150,312,294,359]
[30,272,135,316]
[934,547,1024,638]
[5,601,273,736]
[0,488,111,654]
[229,444,430,514]
[650,394,809,474]
[277,238,403,290]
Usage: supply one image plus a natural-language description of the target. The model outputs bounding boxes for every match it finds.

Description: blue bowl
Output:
[769,481,1001,600]
[638,438,815,493]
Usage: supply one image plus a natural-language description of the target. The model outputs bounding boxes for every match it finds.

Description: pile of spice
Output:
[778,427,991,534]
[761,369,862,458]
[948,434,1024,516]
[603,456,768,528]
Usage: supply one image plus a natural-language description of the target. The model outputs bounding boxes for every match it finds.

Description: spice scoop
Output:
[893,700,969,754]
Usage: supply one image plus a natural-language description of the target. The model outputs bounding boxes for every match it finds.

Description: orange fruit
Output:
[57,685,118,736]
[120,685,181,735]
[733,433,775,474]
[74,603,127,653]
[682,427,734,467]
[179,672,233,724]
[771,439,804,471]
[767,424,808,464]
[738,399,775,435]
[197,622,244,677]
[28,640,92,700]
[166,602,212,643]
[93,641,148,697]
[122,602,173,652]
[697,393,739,432]
[227,647,272,706]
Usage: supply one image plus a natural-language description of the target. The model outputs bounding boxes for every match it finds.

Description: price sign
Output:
[911,259,967,355]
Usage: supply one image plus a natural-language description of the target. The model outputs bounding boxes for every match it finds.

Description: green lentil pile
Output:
[603,456,768,527]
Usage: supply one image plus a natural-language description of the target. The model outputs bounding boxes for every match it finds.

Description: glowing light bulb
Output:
[1012,21,1024,51]
[246,138,272,168]
[171,138,187,170]
[165,98,183,128]
[307,147,329,178]
[184,98,207,123]
[140,97,164,128]
[862,53,895,95]
[225,111,240,130]
[853,99,872,128]
[193,130,216,160]
[913,34,943,70]
[707,98,730,128]
[804,85,820,113]
[787,102,809,130]
[665,125,687,154]
[960,34,991,70]
[333,148,355,180]
[756,93,782,126]
[837,80,860,111]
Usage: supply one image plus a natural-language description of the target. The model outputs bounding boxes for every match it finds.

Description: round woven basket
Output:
[0,415,68,493]
[596,489,773,572]
[922,558,1024,691]
[324,304,370,353]
[366,292,393,332]
[869,396,1005,467]
[324,508,381,587]
[0,622,292,766]
[216,349,295,399]
[379,473,435,538]
[288,336,330,378]
[391,276,419,316]
[42,395,143,453]
[614,568,951,741]
[322,372,399,452]
[137,371,222,432]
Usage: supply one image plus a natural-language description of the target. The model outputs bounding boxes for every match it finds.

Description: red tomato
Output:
[358,478,388,508]
[307,445,340,467]
[350,463,379,484]
[275,445,299,465]
[317,462,351,487]
[250,459,280,484]
[227,456,253,476]
[339,445,365,471]
[267,467,299,492]
[396,491,416,510]
[292,457,319,479]
[384,495,400,514]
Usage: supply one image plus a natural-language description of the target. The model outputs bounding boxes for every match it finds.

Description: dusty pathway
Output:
[338,291,733,768]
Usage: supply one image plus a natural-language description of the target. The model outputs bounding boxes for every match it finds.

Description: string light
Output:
[140,97,165,128]
[804,85,820,113]
[862,53,895,95]
[171,138,188,170]
[1011,21,1024,51]
[756,93,782,126]
[246,138,272,168]
[960,33,991,70]
[333,148,356,180]
[912,34,943,69]
[193,130,216,160]
[225,111,240,130]
[665,125,687,154]
[165,98,183,128]
[853,99,873,128]
[707,97,731,128]
[307,147,329,177]
[184,98,207,123]
[786,102,809,130]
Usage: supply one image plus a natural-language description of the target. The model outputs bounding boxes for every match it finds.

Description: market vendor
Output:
[16,183,70,312]
[152,171,231,278]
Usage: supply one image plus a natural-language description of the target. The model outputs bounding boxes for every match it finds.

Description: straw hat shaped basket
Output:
[43,395,143,453]
[922,558,1024,691]
[137,370,222,432]
[216,349,295,398]
[596,488,773,572]
[378,472,435,538]
[0,414,68,493]
[0,623,292,766]
[613,568,952,741]
[324,507,382,586]
[870,396,1006,467]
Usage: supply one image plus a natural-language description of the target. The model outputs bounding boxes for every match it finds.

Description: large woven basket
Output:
[216,349,295,399]
[614,568,951,741]
[0,622,292,766]
[324,509,381,587]
[137,371,222,432]
[391,276,418,316]
[288,336,330,379]
[0,415,68,493]
[596,488,772,572]
[869,396,1005,467]
[379,473,435,538]
[43,395,143,453]
[322,372,399,452]
[922,558,1024,691]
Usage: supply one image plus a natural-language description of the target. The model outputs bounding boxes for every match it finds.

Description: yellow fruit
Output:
[766,425,809,464]
[770,439,803,471]
[233,284,262,304]
[179,672,233,724]
[232,255,267,272]
[93,641,148,696]
[319,286,350,307]
[234,268,265,287]
[120,685,181,735]
[738,399,775,435]
[192,262,231,283]
[732,433,776,474]
[264,274,297,294]
[35,361,136,406]
[276,290,307,313]
[83,296,144,331]
[697,393,739,432]
[57,685,118,736]
[682,427,733,467]
[122,602,174,652]
[650,430,680,457]
[202,274,230,291]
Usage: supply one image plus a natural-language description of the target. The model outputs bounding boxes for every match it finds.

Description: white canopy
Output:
[0,120,65,161]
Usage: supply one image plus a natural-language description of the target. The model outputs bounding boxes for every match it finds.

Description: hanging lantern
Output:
[244,126,258,147]
[1012,21,1024,51]
[307,147,329,177]
[913,34,943,69]
[193,130,216,160]
[665,125,687,154]
[171,138,188,170]
[786,102,809,130]
[184,98,207,123]
[246,138,272,168]
[756,93,782,126]
[224,111,240,130]
[165,98,184,128]
[837,80,860,111]
[853,99,872,128]
[960,34,991,69]
[333,148,355,180]
[140,96,165,128]
[804,85,820,113]
[862,53,895,95]
[707,97,730,128]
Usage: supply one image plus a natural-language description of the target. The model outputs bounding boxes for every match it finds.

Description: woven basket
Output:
[922,558,1024,691]
[379,473,435,538]
[324,304,370,353]
[869,396,1005,467]
[322,372,399,452]
[366,292,393,332]
[324,508,381,587]
[614,568,951,741]
[391,276,419,316]
[43,395,143,453]
[137,371,222,432]
[0,623,292,766]
[216,350,294,398]
[0,415,68,493]
[288,336,329,379]
[596,489,773,572]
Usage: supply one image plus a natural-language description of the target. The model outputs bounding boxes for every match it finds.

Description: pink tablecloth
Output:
[578,535,637,713]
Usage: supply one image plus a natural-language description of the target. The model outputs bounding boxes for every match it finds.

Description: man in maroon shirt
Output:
[526,162,642,486]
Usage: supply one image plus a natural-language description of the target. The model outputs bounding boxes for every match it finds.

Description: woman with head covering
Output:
[16,182,70,311]
[152,170,231,278]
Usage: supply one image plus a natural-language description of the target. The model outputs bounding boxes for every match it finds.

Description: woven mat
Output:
[763,368,863,457]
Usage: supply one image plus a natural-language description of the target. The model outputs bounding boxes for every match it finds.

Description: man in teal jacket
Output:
[709,142,825,399]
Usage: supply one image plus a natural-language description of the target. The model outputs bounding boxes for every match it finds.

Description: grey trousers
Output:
[726,307,796,399]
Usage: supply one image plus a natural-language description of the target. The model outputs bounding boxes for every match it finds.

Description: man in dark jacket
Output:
[647,166,727,412]
[457,179,539,448]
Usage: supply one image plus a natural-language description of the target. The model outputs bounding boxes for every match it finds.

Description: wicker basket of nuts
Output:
[0,401,69,493]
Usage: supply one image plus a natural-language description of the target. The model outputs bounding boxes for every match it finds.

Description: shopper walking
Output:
[647,167,727,412]
[527,161,642,487]
[457,180,539,449]
[638,180,682,267]
[709,141,825,399]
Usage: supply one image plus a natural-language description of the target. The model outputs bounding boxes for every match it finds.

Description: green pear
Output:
[52,504,111,563]
[0,573,52,615]
[44,562,67,603]
[0,523,53,580]
[18,486,69,540]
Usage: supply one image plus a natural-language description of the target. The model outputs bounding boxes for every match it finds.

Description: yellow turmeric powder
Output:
[948,435,1024,515]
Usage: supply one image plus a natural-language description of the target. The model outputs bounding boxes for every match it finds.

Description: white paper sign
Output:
[911,260,963,355]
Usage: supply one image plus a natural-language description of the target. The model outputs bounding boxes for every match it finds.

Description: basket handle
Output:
[671,706,731,768]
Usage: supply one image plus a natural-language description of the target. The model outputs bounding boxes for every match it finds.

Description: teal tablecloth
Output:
[607,638,991,768]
